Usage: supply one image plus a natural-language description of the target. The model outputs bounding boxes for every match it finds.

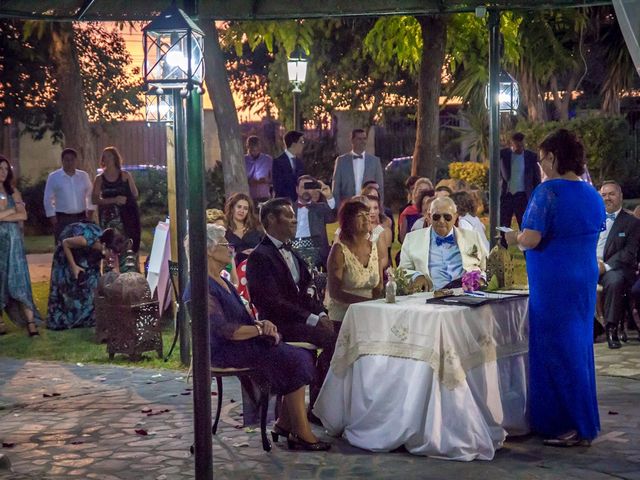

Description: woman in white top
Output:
[450,190,490,252]
[326,198,384,322]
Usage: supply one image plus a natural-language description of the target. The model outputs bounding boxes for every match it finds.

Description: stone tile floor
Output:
[1,340,640,479]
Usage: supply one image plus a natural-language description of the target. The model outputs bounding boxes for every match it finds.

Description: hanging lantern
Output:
[287,47,308,93]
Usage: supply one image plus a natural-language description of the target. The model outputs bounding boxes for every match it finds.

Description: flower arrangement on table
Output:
[461,270,483,293]
[390,266,421,296]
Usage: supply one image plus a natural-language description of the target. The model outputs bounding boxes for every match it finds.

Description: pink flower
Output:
[462,270,482,292]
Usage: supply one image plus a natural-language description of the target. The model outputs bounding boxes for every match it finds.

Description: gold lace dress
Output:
[326,240,380,321]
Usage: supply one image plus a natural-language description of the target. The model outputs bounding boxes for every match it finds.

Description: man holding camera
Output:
[293,175,337,270]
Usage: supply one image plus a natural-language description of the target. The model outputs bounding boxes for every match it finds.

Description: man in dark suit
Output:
[597,181,640,349]
[272,131,305,202]
[246,198,337,419]
[500,132,541,228]
[293,175,337,270]
[332,128,384,208]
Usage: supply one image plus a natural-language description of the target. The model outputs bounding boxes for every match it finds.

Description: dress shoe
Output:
[606,325,621,349]
[543,430,591,447]
[271,424,290,442]
[287,433,331,451]
[619,325,628,343]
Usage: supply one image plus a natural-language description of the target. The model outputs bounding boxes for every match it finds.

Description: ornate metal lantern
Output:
[287,47,308,93]
[485,69,520,114]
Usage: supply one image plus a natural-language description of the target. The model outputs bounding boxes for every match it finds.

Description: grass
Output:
[23,235,55,254]
[0,281,187,370]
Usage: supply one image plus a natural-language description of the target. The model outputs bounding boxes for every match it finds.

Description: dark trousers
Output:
[599,270,629,328]
[278,320,338,410]
[54,212,87,243]
[500,192,529,229]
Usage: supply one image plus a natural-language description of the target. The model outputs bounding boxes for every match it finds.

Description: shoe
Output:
[271,424,290,442]
[543,430,591,447]
[619,325,628,343]
[287,433,331,451]
[606,324,621,349]
[307,411,322,426]
[26,321,39,337]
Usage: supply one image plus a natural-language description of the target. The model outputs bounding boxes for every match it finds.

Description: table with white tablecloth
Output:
[313,292,529,461]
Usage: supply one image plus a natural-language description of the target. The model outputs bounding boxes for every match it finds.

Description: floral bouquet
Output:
[461,270,483,293]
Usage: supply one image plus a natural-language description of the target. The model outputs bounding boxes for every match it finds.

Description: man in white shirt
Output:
[597,181,640,349]
[43,148,95,241]
[332,129,384,208]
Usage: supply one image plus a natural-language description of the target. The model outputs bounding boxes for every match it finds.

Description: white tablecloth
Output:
[313,292,529,461]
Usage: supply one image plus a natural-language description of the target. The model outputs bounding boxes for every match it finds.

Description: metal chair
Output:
[164,260,182,361]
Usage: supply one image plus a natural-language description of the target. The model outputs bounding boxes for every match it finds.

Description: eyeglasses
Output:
[218,242,235,251]
[432,213,453,222]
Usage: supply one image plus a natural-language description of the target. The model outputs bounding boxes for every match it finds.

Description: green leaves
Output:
[364,16,422,75]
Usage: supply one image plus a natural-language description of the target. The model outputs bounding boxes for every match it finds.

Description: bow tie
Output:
[279,241,294,252]
[352,154,363,159]
[435,235,456,247]
[296,202,308,209]
[606,213,616,221]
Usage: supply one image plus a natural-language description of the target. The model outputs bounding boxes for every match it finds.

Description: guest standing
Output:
[332,129,384,209]
[92,147,141,256]
[272,131,305,202]
[505,129,605,446]
[224,192,263,265]
[245,136,273,203]
[47,224,127,330]
[43,148,95,242]
[326,198,383,322]
[0,156,40,336]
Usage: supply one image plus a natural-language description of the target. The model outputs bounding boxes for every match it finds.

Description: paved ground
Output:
[1,339,640,480]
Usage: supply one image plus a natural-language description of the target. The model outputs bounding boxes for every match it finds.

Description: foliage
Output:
[383,168,410,212]
[516,116,632,185]
[132,169,168,219]
[449,162,489,190]
[18,172,54,235]
[391,266,420,296]
[0,20,142,141]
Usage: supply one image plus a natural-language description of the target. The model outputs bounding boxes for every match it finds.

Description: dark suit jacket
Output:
[246,236,325,331]
[499,148,540,198]
[603,210,640,283]
[293,200,337,267]
[272,152,304,202]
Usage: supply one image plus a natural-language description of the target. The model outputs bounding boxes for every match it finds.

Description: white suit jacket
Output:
[399,226,488,289]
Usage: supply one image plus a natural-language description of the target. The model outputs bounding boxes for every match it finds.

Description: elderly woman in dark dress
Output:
[185,224,330,451]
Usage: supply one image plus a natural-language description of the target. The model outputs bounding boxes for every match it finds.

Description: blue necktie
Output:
[435,235,455,247]
[606,213,616,222]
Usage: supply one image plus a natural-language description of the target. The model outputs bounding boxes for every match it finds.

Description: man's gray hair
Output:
[430,196,457,213]
[184,224,227,259]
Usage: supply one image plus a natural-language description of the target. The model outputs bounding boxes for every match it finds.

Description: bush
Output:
[448,162,489,190]
[19,172,53,236]
[205,166,225,209]
[383,168,409,213]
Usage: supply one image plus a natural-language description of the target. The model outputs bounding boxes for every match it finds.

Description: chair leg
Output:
[212,376,223,435]
[259,388,272,452]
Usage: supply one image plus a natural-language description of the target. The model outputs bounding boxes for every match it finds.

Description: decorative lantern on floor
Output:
[142,4,204,92]
[486,245,514,288]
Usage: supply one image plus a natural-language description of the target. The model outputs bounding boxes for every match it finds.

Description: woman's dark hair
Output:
[416,188,434,213]
[450,191,476,217]
[0,155,15,195]
[224,192,260,233]
[99,228,128,255]
[338,198,370,243]
[100,146,123,170]
[539,128,585,176]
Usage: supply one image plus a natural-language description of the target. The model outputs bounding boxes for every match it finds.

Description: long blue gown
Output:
[186,277,315,395]
[522,179,605,441]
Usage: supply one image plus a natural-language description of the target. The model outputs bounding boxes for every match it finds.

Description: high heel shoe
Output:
[26,321,39,337]
[543,430,591,447]
[271,424,290,442]
[287,433,331,451]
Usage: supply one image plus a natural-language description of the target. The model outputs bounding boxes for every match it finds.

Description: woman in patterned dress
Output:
[0,156,40,336]
[46,223,127,330]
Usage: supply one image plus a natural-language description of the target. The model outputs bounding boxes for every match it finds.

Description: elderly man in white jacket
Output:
[400,196,488,291]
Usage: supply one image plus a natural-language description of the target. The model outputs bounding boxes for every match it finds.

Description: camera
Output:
[303,180,322,190]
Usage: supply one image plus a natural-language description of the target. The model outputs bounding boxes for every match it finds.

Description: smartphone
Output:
[304,180,322,190]
[495,226,514,233]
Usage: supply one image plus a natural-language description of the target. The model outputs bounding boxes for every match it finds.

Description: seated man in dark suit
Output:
[246,198,337,421]
[272,131,305,202]
[597,181,640,349]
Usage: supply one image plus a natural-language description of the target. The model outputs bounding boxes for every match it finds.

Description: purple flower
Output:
[462,270,482,292]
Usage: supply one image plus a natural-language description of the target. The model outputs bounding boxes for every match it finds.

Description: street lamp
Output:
[144,88,175,124]
[143,5,211,479]
[485,69,520,114]
[287,47,308,130]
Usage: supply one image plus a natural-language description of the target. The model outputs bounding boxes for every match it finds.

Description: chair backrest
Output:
[167,260,180,300]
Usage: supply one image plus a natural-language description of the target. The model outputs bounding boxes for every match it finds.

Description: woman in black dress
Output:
[224,192,263,264]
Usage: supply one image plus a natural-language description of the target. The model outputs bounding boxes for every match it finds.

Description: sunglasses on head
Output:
[432,213,453,222]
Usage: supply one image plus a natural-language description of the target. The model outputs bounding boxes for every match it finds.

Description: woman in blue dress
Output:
[506,129,605,446]
[46,223,127,330]
[0,156,41,336]
[185,224,330,451]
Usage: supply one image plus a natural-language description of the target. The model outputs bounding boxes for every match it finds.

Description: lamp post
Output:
[143,6,212,480]
[287,47,308,131]
[485,69,520,114]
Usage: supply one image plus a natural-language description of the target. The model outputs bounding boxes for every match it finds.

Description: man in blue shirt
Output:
[499,132,541,229]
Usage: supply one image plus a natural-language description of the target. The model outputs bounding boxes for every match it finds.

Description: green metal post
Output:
[186,89,213,480]
[173,90,191,366]
[488,9,501,248]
